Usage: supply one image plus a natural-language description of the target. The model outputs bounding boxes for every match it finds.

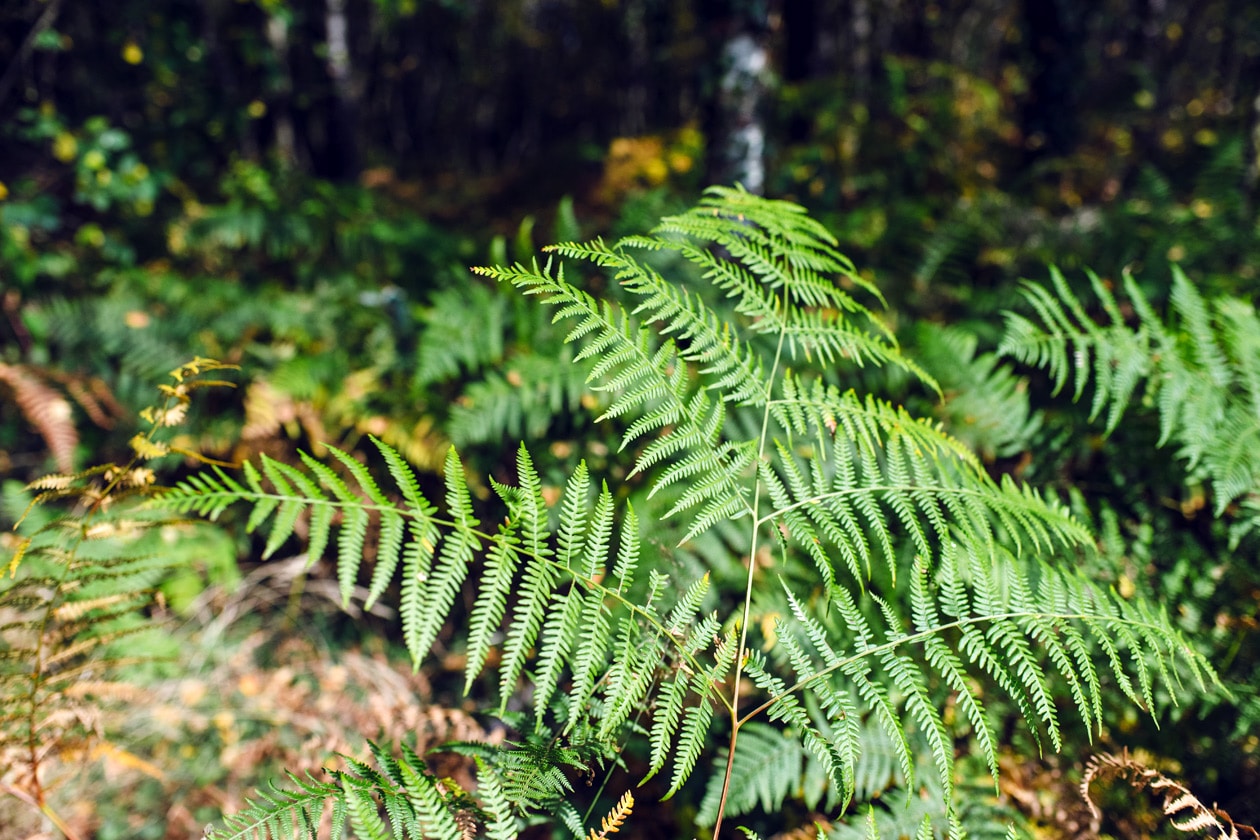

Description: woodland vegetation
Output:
[2,1,1260,838]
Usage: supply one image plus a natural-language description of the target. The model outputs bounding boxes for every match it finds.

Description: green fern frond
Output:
[167,431,738,790]
[1000,264,1260,534]
[450,348,592,447]
[473,757,520,840]
[183,191,1224,839]
[207,743,490,840]
[414,284,507,387]
[210,772,340,840]
[739,539,1212,816]
[696,722,805,824]
[913,324,1043,461]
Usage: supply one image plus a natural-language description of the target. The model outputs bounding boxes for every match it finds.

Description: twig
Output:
[0,0,65,110]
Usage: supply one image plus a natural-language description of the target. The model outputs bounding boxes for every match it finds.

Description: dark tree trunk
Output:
[264,8,298,167]
[323,0,359,180]
[0,0,63,110]
[1020,0,1088,160]
[781,0,817,144]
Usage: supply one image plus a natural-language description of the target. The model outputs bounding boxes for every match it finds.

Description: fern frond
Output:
[696,722,805,824]
[209,772,339,840]
[183,191,1227,839]
[1000,264,1260,531]
[409,446,480,658]
[741,541,1213,814]
[413,284,507,387]
[763,382,1090,588]
[449,348,592,447]
[2,361,236,828]
[1082,750,1259,840]
[207,743,509,840]
[478,256,761,543]
[586,790,634,840]
[473,758,519,840]
[0,362,79,473]
[913,324,1043,461]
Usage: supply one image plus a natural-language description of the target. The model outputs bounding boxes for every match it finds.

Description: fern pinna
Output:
[171,187,1214,839]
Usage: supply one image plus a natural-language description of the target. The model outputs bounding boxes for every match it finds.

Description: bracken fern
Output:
[1,357,237,839]
[999,265,1260,544]
[170,187,1216,839]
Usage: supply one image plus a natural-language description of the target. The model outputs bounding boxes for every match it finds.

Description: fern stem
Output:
[755,484,999,527]
[713,280,793,840]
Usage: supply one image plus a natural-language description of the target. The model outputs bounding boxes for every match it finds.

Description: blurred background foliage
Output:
[1,0,1258,836]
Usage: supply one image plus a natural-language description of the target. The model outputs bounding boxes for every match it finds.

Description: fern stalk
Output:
[712,224,797,840]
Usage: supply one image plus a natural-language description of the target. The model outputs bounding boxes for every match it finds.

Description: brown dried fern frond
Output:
[1082,749,1259,839]
[41,367,127,431]
[0,362,78,473]
[586,791,634,840]
[1,358,238,833]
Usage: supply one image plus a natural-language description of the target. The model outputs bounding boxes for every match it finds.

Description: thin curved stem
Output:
[712,277,792,840]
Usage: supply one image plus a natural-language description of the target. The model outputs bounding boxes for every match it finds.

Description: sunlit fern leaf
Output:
[495,446,561,707]
[464,511,522,693]
[667,695,715,798]
[165,432,715,748]
[646,668,693,782]
[397,748,463,840]
[345,780,391,840]
[472,258,754,541]
[565,236,768,406]
[661,627,739,796]
[533,579,585,729]
[914,582,998,779]
[743,650,852,805]
[532,477,615,727]
[750,545,1206,814]
[409,447,480,661]
[568,584,612,716]
[597,603,665,741]
[178,191,1224,839]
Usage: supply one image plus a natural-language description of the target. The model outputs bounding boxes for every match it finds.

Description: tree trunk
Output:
[705,2,771,194]
[0,0,63,109]
[324,0,359,180]
[1020,0,1087,159]
[264,9,298,167]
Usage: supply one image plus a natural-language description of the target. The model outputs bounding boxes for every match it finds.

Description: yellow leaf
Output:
[92,741,166,780]
[52,132,78,162]
[130,434,170,460]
